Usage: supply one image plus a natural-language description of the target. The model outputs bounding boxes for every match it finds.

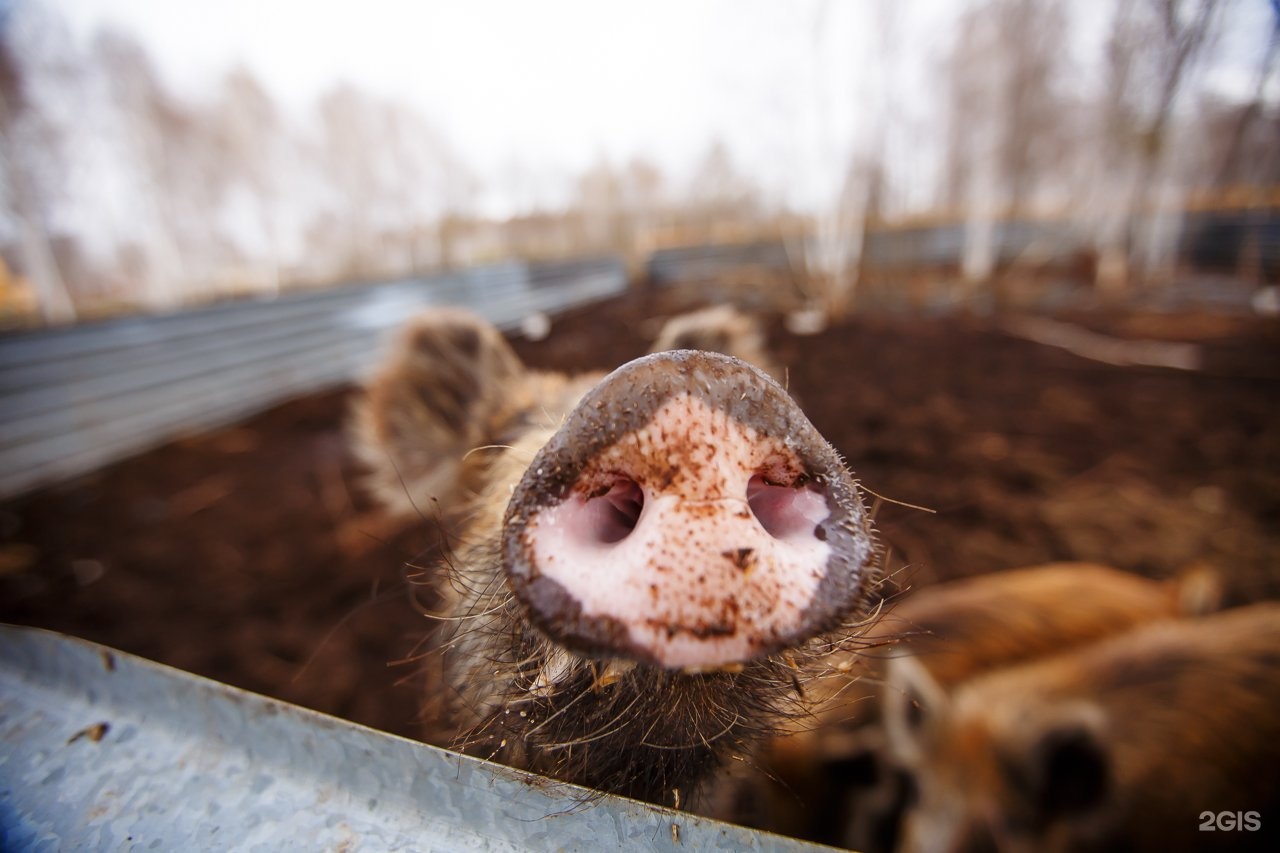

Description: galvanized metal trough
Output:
[0,624,833,852]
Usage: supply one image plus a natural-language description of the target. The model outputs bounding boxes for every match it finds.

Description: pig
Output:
[759,562,1222,850]
[649,304,785,386]
[889,601,1280,853]
[352,307,882,807]
[875,562,1221,737]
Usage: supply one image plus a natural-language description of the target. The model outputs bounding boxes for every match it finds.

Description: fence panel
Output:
[0,259,626,499]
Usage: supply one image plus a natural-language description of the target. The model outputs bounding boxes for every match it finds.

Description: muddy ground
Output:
[2,289,1278,772]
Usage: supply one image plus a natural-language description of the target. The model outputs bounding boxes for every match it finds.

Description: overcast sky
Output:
[41,0,1280,215]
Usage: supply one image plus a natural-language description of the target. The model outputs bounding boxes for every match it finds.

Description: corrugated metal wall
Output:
[647,241,793,286]
[645,210,1280,281]
[0,257,625,499]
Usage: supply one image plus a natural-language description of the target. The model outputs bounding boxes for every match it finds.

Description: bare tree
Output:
[687,138,761,242]
[91,27,200,308]
[210,67,288,291]
[388,102,475,272]
[800,0,901,318]
[1090,0,1230,298]
[621,156,666,252]
[943,0,1070,305]
[0,1,76,322]
[574,157,626,252]
[313,84,384,276]
[312,84,472,278]
[1212,2,1280,189]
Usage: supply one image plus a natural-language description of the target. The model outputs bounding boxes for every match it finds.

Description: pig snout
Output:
[502,349,875,670]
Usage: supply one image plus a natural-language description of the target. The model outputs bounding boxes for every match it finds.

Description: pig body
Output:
[761,562,1221,849]
[875,562,1219,690]
[894,601,1280,852]
[354,308,881,805]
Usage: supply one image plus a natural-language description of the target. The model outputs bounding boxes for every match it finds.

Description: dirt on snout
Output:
[1,291,1278,750]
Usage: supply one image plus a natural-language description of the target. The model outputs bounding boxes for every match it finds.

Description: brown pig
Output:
[890,601,1280,852]
[352,307,882,807]
[760,562,1221,849]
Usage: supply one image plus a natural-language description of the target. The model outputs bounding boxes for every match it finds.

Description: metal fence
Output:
[643,226,1081,286]
[1182,207,1280,278]
[861,219,1086,269]
[646,241,793,286]
[0,257,625,500]
[645,209,1279,284]
[5,207,1272,501]
[0,623,830,852]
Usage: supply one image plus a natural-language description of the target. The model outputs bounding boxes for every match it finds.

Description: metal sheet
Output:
[0,259,627,499]
[647,242,791,286]
[0,624,833,852]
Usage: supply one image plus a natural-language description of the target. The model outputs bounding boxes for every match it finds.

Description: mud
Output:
[2,291,1278,757]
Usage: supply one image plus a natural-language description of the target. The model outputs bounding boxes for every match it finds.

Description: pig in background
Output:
[891,601,1280,852]
[756,561,1224,850]
[647,303,786,387]
[350,304,885,809]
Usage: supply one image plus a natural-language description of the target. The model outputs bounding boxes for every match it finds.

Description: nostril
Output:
[747,474,830,540]
[602,478,644,535]
[586,478,644,544]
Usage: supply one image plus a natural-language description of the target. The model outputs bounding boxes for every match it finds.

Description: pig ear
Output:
[883,656,949,765]
[1025,705,1111,821]
[351,309,529,519]
[649,305,785,385]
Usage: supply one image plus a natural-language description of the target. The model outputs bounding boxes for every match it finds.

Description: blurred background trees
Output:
[0,0,1275,324]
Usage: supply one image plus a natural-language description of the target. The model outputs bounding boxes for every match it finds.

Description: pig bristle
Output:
[408,455,892,807]
[430,542,890,805]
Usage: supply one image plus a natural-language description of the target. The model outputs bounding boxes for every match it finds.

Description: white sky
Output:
[41,0,1280,215]
[44,0,961,213]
